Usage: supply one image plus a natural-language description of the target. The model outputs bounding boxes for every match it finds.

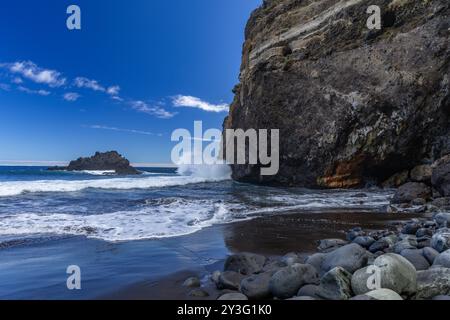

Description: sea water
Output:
[0,165,393,299]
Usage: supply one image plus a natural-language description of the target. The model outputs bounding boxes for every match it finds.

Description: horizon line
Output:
[0,160,177,168]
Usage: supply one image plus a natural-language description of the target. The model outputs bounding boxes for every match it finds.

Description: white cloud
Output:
[107,85,120,96]
[130,100,176,119]
[12,77,23,84]
[18,86,51,96]
[63,92,81,102]
[74,77,105,92]
[88,125,158,136]
[8,61,66,87]
[172,95,229,113]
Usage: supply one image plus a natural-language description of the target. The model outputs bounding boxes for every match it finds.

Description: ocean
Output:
[0,165,394,299]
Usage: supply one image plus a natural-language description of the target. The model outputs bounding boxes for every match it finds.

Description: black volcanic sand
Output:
[102,210,424,300]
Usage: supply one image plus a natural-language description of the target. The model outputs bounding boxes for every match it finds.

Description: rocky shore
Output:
[48,151,141,175]
[176,154,450,301]
[181,212,450,300]
[387,154,450,213]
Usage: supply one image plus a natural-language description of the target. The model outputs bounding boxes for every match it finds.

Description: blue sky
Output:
[0,0,261,165]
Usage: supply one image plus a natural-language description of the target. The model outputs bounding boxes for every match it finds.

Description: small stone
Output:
[317,239,348,252]
[364,288,403,300]
[305,253,326,274]
[392,182,431,204]
[393,239,418,254]
[287,296,317,300]
[269,264,319,299]
[224,252,266,275]
[416,228,433,238]
[352,236,375,249]
[189,289,209,298]
[434,212,450,228]
[281,252,303,266]
[217,271,245,290]
[218,293,248,300]
[431,228,450,252]
[433,249,450,268]
[423,247,439,264]
[415,267,450,300]
[321,243,369,274]
[431,198,450,210]
[240,272,272,300]
[297,284,321,299]
[351,267,371,296]
[401,222,421,235]
[400,249,430,271]
[183,277,201,288]
[317,267,353,300]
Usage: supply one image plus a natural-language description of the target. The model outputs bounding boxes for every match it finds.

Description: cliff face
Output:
[224,0,449,188]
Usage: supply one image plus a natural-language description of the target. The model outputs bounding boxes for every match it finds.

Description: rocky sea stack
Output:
[224,0,449,188]
[48,151,140,175]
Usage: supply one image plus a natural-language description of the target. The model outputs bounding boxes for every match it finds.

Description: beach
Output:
[104,210,421,300]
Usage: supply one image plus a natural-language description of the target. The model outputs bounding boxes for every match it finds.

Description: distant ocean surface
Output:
[0,165,394,299]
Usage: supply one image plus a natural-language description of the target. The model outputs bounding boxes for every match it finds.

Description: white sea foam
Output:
[0,171,230,197]
[0,199,244,242]
[80,170,116,176]
[0,190,394,242]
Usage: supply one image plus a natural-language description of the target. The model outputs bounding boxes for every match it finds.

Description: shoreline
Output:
[100,209,424,300]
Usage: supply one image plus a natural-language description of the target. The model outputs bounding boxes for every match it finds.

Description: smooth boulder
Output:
[433,249,450,268]
[400,249,430,271]
[321,244,368,274]
[431,228,450,253]
[218,293,248,300]
[240,272,272,300]
[269,264,319,299]
[317,267,353,300]
[365,288,403,300]
[217,271,244,290]
[373,253,417,296]
[224,252,266,275]
[351,267,372,296]
[423,247,439,265]
[415,267,450,300]
[352,236,375,249]
[392,182,431,204]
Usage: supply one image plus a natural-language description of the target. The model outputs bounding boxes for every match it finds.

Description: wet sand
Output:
[103,209,423,300]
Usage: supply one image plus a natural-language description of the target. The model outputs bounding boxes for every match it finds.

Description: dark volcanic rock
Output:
[432,156,450,196]
[269,263,319,299]
[321,243,368,274]
[223,0,450,187]
[392,182,431,204]
[49,151,140,175]
[224,252,266,275]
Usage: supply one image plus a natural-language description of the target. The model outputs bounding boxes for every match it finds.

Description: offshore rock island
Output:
[48,151,141,175]
[224,0,449,188]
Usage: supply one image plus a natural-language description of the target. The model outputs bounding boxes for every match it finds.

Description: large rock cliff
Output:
[224,0,449,188]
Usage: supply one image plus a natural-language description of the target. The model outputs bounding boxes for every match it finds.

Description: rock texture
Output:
[224,0,449,187]
[49,151,140,175]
